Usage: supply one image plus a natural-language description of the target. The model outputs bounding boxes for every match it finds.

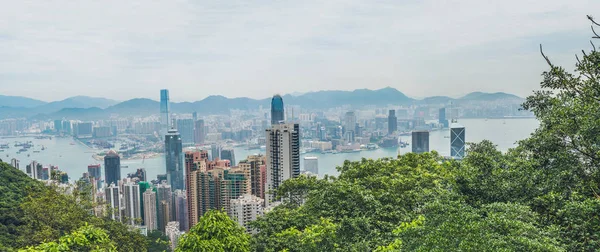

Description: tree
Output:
[147,230,171,252]
[20,224,117,252]
[176,210,250,252]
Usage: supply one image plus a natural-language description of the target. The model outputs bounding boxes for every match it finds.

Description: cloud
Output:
[0,0,597,102]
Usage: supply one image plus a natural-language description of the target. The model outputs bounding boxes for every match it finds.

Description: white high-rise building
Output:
[230,194,264,234]
[265,123,300,206]
[303,156,318,175]
[124,182,141,226]
[105,183,121,221]
[165,221,181,250]
[143,190,158,231]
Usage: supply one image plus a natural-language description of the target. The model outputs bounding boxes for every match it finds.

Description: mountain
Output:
[0,95,47,108]
[0,88,525,120]
[459,92,522,101]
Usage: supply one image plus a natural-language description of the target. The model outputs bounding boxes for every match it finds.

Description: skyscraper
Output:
[220,148,236,165]
[174,190,189,231]
[123,182,141,226]
[143,190,158,231]
[176,119,195,145]
[87,164,101,180]
[10,158,19,171]
[271,95,284,125]
[439,108,449,128]
[411,130,430,154]
[450,123,466,159]
[26,161,42,180]
[211,143,221,161]
[238,155,265,199]
[303,156,318,175]
[105,184,121,221]
[194,119,205,144]
[265,123,300,206]
[104,150,121,186]
[160,89,171,138]
[165,129,184,190]
[344,111,357,134]
[157,183,173,232]
[388,110,397,135]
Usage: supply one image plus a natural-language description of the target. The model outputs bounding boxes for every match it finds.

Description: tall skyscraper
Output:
[165,129,184,190]
[194,119,205,144]
[160,89,171,138]
[271,95,284,125]
[220,148,236,165]
[450,123,466,159]
[176,119,195,145]
[123,182,141,226]
[157,183,173,232]
[344,111,357,134]
[211,143,221,160]
[303,156,318,175]
[388,110,397,135]
[105,184,121,221]
[265,123,300,206]
[230,194,264,234]
[87,164,101,180]
[104,150,121,186]
[54,120,62,133]
[143,190,158,231]
[411,130,430,154]
[26,161,42,180]
[174,190,189,231]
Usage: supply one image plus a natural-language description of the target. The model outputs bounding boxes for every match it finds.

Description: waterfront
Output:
[0,118,539,181]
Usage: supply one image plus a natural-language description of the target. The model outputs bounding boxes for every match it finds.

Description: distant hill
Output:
[0,88,525,120]
[459,92,521,101]
[0,95,47,108]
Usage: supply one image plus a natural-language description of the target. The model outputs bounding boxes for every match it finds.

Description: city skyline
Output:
[1,1,598,101]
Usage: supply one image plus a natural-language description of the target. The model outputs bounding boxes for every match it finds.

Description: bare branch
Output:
[576,54,582,65]
[588,15,600,26]
[591,41,597,51]
[591,25,600,39]
[540,44,553,66]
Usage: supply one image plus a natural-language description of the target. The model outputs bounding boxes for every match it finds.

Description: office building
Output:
[105,184,121,221]
[160,89,171,138]
[174,190,189,231]
[165,129,184,190]
[344,111,357,135]
[303,156,318,175]
[265,123,300,206]
[194,119,205,144]
[26,161,42,180]
[87,164,101,180]
[220,148,236,165]
[238,155,265,199]
[165,221,181,250]
[439,108,449,128]
[450,123,466,159]
[157,183,172,232]
[388,110,397,135]
[127,168,147,182]
[271,94,284,125]
[185,150,209,228]
[230,194,264,234]
[54,120,62,133]
[93,126,112,138]
[76,122,93,138]
[176,119,195,145]
[123,182,141,226]
[411,130,430,154]
[143,190,158,231]
[104,150,121,186]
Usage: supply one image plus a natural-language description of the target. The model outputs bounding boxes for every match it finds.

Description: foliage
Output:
[19,224,117,252]
[147,230,171,252]
[176,210,250,252]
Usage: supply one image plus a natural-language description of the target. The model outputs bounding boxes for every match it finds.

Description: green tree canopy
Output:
[176,210,250,252]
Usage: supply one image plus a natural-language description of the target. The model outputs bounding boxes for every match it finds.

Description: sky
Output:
[0,0,598,102]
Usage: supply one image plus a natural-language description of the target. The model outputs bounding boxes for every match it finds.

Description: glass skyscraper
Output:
[450,123,466,159]
[160,89,171,138]
[104,150,121,186]
[271,95,284,125]
[411,130,430,154]
[165,128,184,190]
[176,119,194,145]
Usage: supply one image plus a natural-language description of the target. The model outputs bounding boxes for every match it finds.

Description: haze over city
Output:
[1,0,599,102]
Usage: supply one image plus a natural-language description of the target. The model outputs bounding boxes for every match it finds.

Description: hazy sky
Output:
[0,1,598,102]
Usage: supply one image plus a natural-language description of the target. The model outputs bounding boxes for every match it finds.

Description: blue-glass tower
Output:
[165,128,184,190]
[271,95,284,125]
[160,89,170,138]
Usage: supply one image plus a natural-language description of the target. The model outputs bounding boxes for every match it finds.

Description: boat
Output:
[27,154,30,157]
[33,150,40,153]
[19,148,27,152]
